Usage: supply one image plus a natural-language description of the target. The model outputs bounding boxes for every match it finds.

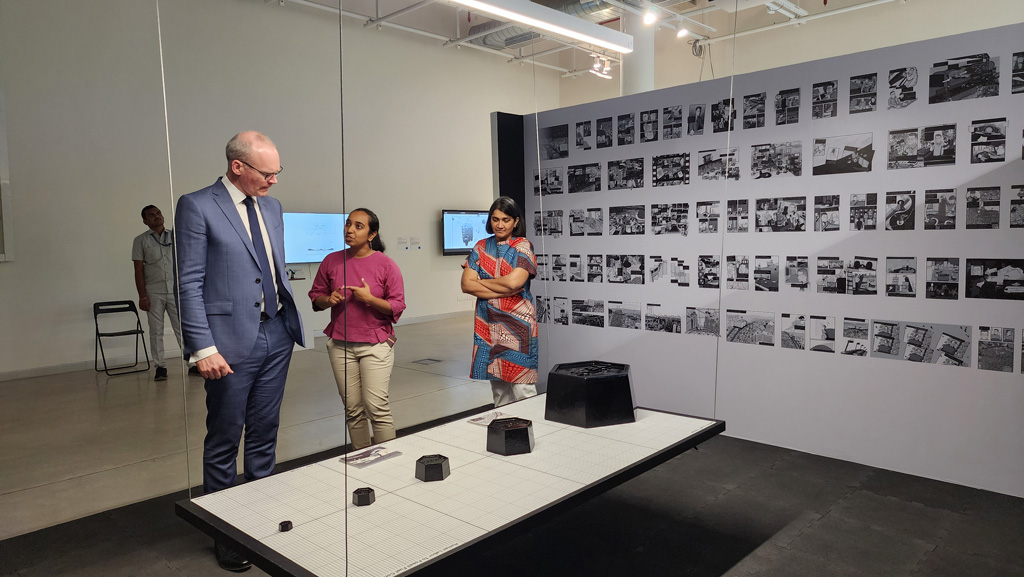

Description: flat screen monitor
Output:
[283,212,348,264]
[442,209,489,256]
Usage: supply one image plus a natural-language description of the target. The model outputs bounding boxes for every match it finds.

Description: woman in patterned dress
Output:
[460,196,539,407]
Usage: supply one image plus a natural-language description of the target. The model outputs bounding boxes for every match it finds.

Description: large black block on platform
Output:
[545,361,636,428]
[416,454,450,482]
[486,417,535,456]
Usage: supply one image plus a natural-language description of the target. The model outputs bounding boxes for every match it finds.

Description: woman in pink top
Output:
[309,208,406,450]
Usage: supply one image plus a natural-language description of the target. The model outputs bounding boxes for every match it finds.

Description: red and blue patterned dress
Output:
[463,235,538,384]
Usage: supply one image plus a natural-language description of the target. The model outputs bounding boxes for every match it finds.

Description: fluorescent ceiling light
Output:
[447,0,634,53]
[589,69,613,79]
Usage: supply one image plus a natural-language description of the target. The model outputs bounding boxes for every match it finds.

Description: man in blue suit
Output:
[175,131,304,572]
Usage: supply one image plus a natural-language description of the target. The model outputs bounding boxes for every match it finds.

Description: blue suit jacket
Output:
[175,178,304,365]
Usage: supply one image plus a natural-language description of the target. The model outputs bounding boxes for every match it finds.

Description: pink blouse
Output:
[308,250,406,344]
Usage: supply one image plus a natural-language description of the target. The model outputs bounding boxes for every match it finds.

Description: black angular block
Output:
[415,454,450,482]
[486,417,534,456]
[279,520,292,532]
[545,361,635,428]
[352,487,375,506]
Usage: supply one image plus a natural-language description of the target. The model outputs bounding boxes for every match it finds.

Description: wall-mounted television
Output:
[283,212,348,264]
[442,209,489,256]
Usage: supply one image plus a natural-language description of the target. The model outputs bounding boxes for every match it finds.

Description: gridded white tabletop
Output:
[179,395,723,577]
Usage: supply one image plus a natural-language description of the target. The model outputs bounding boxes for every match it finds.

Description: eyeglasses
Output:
[239,159,283,181]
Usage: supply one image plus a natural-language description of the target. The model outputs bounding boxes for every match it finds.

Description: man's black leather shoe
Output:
[215,542,252,573]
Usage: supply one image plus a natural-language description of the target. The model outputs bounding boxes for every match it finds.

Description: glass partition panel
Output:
[0,0,185,541]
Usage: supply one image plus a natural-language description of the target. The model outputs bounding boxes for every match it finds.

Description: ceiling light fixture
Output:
[643,7,658,25]
[589,69,613,79]
[676,27,689,38]
[447,0,634,53]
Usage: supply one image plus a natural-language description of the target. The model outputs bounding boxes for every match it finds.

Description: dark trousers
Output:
[203,313,294,494]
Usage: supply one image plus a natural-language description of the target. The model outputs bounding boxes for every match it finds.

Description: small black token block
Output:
[352,487,375,506]
[415,454,450,482]
[486,417,535,456]
[279,520,293,532]
[545,361,636,428]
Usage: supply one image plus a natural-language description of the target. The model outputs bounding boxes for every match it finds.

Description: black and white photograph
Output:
[687,103,705,135]
[966,187,1000,229]
[743,92,766,129]
[648,255,667,283]
[617,113,635,146]
[786,256,809,290]
[571,299,605,328]
[568,254,584,282]
[726,310,775,346]
[567,163,601,193]
[569,207,603,236]
[698,148,739,181]
[850,193,877,230]
[970,118,1006,163]
[651,203,688,235]
[663,105,683,140]
[753,255,779,292]
[606,254,645,284]
[697,200,720,234]
[645,303,682,334]
[536,295,550,324]
[686,307,719,337]
[652,153,689,186]
[929,53,999,103]
[888,66,918,109]
[711,98,735,133]
[596,117,614,148]
[640,109,659,143]
[550,253,567,281]
[751,141,802,179]
[609,205,645,235]
[885,191,916,231]
[924,189,956,230]
[533,209,564,237]
[540,124,568,160]
[812,133,873,175]
[536,253,551,281]
[781,314,805,350]
[608,300,642,330]
[925,257,959,300]
[533,167,564,196]
[887,124,957,169]
[846,256,878,296]
[892,323,972,367]
[849,73,878,114]
[871,320,900,359]
[811,80,838,119]
[808,315,836,353]
[978,326,1015,372]
[817,256,845,294]
[1011,185,1024,228]
[587,254,604,283]
[841,318,870,357]
[726,255,750,290]
[698,254,720,288]
[727,199,749,233]
[1014,52,1024,94]
[671,257,690,287]
[575,120,594,151]
[965,259,1024,300]
[814,195,841,232]
[755,196,806,232]
[775,88,800,125]
[886,257,917,298]
[608,157,645,190]
[552,297,569,325]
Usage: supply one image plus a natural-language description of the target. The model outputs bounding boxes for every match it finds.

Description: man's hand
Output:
[197,353,233,380]
[139,296,151,312]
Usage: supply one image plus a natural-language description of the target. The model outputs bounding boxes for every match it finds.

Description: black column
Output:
[490,111,525,211]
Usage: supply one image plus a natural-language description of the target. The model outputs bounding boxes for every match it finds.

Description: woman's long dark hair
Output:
[351,208,386,252]
[485,196,526,237]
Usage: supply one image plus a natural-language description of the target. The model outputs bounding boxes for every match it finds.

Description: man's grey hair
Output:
[225,131,276,165]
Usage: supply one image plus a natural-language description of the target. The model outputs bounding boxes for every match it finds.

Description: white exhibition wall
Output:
[526,24,1024,496]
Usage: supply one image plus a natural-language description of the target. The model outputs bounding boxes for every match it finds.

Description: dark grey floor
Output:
[2,435,1022,576]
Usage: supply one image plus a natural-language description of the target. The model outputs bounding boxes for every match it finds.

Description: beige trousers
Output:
[489,380,538,408]
[327,339,397,450]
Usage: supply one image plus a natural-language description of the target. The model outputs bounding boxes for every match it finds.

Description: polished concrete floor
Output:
[0,313,491,540]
